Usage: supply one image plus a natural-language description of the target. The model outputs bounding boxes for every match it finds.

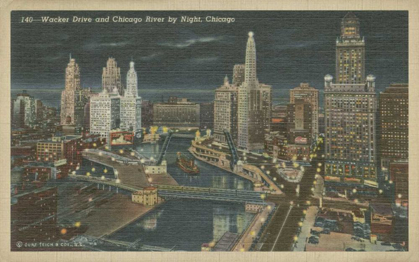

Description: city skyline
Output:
[11,11,407,108]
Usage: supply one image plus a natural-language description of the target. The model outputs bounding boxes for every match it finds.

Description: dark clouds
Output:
[11,11,408,107]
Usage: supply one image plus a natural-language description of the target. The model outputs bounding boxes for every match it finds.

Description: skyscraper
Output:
[90,88,121,141]
[290,83,319,137]
[12,91,35,128]
[120,61,142,134]
[102,57,124,95]
[324,13,377,186]
[214,75,238,144]
[336,12,365,84]
[60,57,89,126]
[237,32,272,151]
[379,84,408,169]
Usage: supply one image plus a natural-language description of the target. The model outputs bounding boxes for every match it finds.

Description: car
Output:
[322,229,330,234]
[345,248,357,252]
[308,236,319,245]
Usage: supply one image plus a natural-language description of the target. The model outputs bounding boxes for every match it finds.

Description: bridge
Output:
[156,130,173,165]
[224,129,239,171]
[68,174,268,204]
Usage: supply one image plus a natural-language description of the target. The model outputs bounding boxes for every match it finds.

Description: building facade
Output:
[90,89,121,141]
[324,13,377,186]
[290,83,319,137]
[102,57,124,95]
[200,102,214,130]
[214,76,238,144]
[12,91,36,128]
[379,84,408,170]
[287,99,312,145]
[153,98,200,128]
[232,64,245,86]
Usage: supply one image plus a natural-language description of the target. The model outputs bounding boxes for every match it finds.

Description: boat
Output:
[176,152,200,174]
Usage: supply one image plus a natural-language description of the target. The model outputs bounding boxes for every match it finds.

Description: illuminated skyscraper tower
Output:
[336,12,365,84]
[237,32,272,151]
[324,13,377,186]
[102,57,124,95]
[60,56,89,126]
[120,61,142,134]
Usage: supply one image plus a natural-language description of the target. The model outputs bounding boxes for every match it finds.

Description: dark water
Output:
[135,137,253,190]
[106,137,255,251]
[108,199,254,251]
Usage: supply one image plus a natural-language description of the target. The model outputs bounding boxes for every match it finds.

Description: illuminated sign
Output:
[295,136,307,145]
[110,131,134,145]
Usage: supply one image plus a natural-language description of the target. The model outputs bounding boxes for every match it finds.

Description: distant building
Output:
[102,57,124,95]
[290,83,319,137]
[232,64,245,86]
[214,76,238,144]
[270,105,288,134]
[379,84,408,171]
[237,32,272,151]
[200,102,214,130]
[131,187,162,206]
[370,202,394,241]
[287,99,312,146]
[141,100,154,128]
[60,57,90,126]
[11,187,58,246]
[389,162,408,207]
[12,90,36,128]
[36,135,82,166]
[264,131,288,159]
[153,97,200,128]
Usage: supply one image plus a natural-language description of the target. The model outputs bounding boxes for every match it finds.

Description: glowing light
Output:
[140,159,145,164]
[398,194,402,198]
[131,152,135,156]
[92,167,96,172]
[273,177,277,181]
[261,165,265,170]
[76,166,80,170]
[93,143,97,147]
[298,222,303,227]
[119,149,124,154]
[72,171,76,175]
[104,169,108,173]
[60,228,67,235]
[306,201,311,205]
[318,163,322,167]
[116,179,121,183]
[260,218,265,223]
[379,189,383,194]
[311,187,314,192]
[290,201,294,206]
[88,198,92,202]
[267,171,270,175]
[74,222,81,228]
[261,194,266,200]
[281,184,284,189]
[389,180,393,184]
[148,178,153,183]
[294,236,298,242]
[240,248,245,252]
[316,168,321,172]
[209,241,216,248]
[267,205,272,211]
[115,170,119,175]
[105,146,109,150]
[250,231,256,236]
[354,199,359,203]
[303,210,307,215]
[86,172,91,176]
[353,189,357,193]
[101,176,105,180]
[313,181,317,185]
[99,152,103,156]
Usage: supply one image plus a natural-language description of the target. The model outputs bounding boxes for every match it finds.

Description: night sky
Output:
[11,11,408,108]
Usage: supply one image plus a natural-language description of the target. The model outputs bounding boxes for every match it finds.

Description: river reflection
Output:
[135,137,253,190]
[108,199,254,251]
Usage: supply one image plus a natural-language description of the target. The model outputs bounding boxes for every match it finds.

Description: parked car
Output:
[308,236,319,245]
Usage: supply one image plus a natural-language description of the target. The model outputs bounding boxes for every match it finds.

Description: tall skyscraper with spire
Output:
[336,12,365,84]
[60,57,89,126]
[120,61,142,134]
[102,57,124,95]
[324,13,377,186]
[237,32,272,151]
